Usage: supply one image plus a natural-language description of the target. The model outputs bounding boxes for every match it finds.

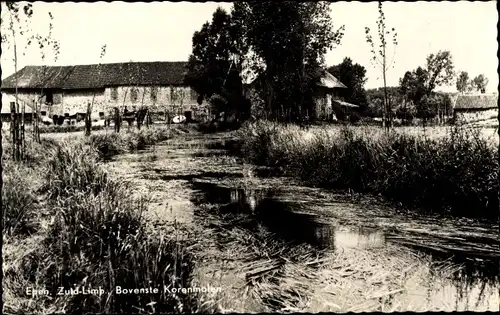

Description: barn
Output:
[452,93,498,125]
[1,61,210,124]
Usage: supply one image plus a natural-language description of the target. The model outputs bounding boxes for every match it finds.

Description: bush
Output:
[87,128,171,158]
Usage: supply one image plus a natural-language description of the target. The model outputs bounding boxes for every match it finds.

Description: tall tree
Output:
[399,67,428,105]
[456,71,471,94]
[327,57,368,110]
[472,74,489,93]
[233,1,344,122]
[185,7,248,121]
[425,50,455,95]
[365,1,398,129]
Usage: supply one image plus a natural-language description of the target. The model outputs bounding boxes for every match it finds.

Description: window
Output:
[190,88,198,101]
[130,88,138,102]
[99,112,105,118]
[45,91,53,104]
[111,87,118,101]
[150,87,158,102]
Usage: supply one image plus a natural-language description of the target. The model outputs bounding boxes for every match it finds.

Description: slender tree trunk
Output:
[114,107,120,133]
[35,100,41,143]
[138,87,146,130]
[382,41,390,131]
[12,26,21,160]
[85,97,93,137]
[10,103,17,161]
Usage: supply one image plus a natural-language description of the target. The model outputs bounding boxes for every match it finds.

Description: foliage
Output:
[185,7,248,121]
[472,74,489,93]
[327,57,368,111]
[87,127,172,158]
[399,51,455,121]
[365,86,400,117]
[456,71,472,93]
[364,1,398,127]
[239,2,344,122]
[425,50,455,94]
[2,130,196,313]
[188,2,344,122]
[1,2,60,60]
[2,161,39,236]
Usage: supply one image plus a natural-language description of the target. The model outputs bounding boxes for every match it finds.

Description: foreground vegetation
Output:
[2,127,197,313]
[238,121,499,219]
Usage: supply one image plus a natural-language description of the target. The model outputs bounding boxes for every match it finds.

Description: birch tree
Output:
[1,2,60,154]
[85,44,106,136]
[365,1,398,129]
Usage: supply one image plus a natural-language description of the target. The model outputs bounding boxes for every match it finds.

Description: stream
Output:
[105,130,499,313]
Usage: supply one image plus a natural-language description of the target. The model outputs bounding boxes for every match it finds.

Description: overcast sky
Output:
[1,1,498,92]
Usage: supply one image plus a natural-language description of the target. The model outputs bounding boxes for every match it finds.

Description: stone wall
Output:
[2,85,210,121]
[455,108,498,123]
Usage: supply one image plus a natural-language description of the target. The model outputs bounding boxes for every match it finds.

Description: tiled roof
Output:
[319,71,347,89]
[248,70,347,89]
[453,94,498,110]
[333,100,359,108]
[1,61,189,90]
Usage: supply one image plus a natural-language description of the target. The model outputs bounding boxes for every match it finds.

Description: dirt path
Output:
[104,130,500,313]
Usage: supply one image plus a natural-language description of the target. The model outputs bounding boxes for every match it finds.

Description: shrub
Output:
[87,128,171,158]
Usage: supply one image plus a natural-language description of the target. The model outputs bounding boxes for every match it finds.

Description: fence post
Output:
[10,102,20,161]
[114,107,120,133]
[21,103,25,160]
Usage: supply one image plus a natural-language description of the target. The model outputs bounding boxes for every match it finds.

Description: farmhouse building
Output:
[452,93,498,124]
[1,61,209,123]
[244,70,353,120]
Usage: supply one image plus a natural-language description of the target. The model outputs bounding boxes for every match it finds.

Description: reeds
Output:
[238,121,499,219]
[87,127,171,158]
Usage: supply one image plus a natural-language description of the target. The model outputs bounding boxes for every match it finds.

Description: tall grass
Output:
[2,161,40,236]
[238,121,499,219]
[3,131,196,313]
[88,127,172,158]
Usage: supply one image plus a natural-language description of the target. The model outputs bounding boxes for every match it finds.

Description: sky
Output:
[1,1,498,93]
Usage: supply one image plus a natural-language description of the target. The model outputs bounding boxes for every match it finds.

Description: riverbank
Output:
[103,130,499,312]
[3,126,499,312]
[2,126,197,313]
[236,120,499,220]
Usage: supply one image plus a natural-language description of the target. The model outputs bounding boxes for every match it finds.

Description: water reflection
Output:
[191,181,499,307]
[191,182,386,251]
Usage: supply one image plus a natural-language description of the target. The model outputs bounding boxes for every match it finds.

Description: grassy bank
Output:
[238,121,499,219]
[2,129,197,313]
[86,127,172,158]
